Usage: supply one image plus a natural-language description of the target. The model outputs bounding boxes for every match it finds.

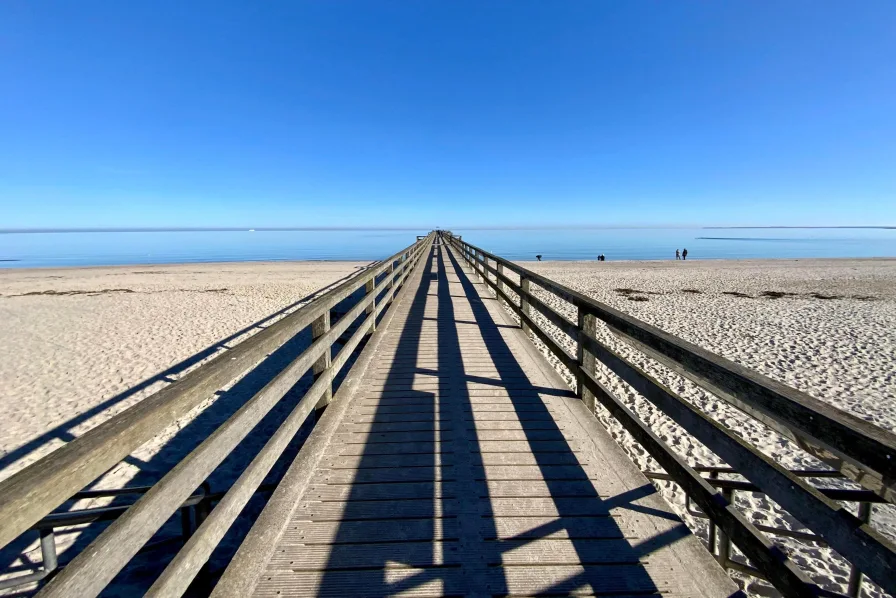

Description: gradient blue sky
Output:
[2,1,894,228]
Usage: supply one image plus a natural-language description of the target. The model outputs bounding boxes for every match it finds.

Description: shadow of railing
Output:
[308,243,693,595]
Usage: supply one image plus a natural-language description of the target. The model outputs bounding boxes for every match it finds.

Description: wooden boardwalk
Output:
[218,240,736,597]
[6,232,893,597]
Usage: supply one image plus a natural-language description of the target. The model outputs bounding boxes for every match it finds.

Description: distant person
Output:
[536,254,542,261]
[675,249,681,260]
[682,248,688,260]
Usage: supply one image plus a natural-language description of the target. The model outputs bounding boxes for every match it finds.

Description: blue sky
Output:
[1,1,894,228]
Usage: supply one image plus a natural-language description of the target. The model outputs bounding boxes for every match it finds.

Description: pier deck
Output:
[221,240,736,597]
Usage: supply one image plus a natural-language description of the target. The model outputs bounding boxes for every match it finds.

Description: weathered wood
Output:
[444,231,896,596]
[146,299,384,597]
[577,368,816,597]
[364,277,375,332]
[496,262,506,307]
[582,332,896,595]
[606,321,896,502]
[219,238,734,598]
[523,288,579,339]
[311,311,332,411]
[577,308,597,413]
[37,265,392,598]
[447,234,896,503]
[211,238,432,598]
[520,276,532,336]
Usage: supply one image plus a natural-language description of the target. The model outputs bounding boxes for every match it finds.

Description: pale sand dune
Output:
[512,258,896,597]
[0,261,367,594]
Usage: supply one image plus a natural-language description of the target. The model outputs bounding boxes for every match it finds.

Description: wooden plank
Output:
[44,287,384,597]
[453,234,896,504]
[211,237,435,598]
[577,368,816,596]
[490,564,669,596]
[485,516,621,540]
[339,422,444,433]
[477,452,585,466]
[282,518,458,544]
[490,538,639,565]
[469,420,564,431]
[483,480,601,498]
[308,482,456,502]
[254,568,465,597]
[474,429,568,441]
[227,236,737,598]
[333,431,448,444]
[298,499,457,521]
[482,497,609,517]
[336,442,450,456]
[584,334,896,594]
[266,540,462,570]
[475,440,580,453]
[323,454,453,469]
[322,467,455,484]
[473,465,598,481]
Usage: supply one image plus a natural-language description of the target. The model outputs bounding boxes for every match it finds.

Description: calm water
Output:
[1,228,894,269]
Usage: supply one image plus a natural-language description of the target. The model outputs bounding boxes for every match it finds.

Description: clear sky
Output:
[2,1,894,229]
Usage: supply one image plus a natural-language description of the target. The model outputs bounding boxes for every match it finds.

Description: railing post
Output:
[40,528,58,574]
[496,262,506,307]
[520,276,531,336]
[848,502,872,597]
[385,261,395,293]
[577,307,597,412]
[716,488,734,567]
[365,275,376,332]
[707,470,719,554]
[312,310,332,412]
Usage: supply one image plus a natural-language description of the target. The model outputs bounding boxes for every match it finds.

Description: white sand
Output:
[511,258,896,597]
[0,261,368,593]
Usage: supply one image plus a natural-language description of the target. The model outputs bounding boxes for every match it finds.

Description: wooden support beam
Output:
[520,277,531,337]
[577,308,597,413]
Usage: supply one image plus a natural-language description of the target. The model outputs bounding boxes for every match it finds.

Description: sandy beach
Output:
[1,257,895,596]
[516,258,896,597]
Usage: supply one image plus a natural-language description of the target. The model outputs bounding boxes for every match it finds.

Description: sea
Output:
[1,228,895,269]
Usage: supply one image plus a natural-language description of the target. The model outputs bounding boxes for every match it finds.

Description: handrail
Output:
[0,232,433,597]
[447,234,896,502]
[443,231,896,598]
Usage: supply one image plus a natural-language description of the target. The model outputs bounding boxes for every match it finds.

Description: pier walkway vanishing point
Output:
[213,237,736,597]
[2,231,895,597]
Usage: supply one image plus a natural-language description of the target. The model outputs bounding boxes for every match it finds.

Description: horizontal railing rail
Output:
[0,233,433,597]
[443,231,896,598]
[645,466,878,598]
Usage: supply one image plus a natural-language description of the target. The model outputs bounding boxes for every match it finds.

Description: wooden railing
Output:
[443,231,896,598]
[0,233,434,597]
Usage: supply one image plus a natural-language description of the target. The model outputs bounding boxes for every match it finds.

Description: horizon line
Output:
[1,225,895,234]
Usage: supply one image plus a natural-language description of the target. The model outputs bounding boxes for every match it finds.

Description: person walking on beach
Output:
[682,248,688,260]
[675,249,680,260]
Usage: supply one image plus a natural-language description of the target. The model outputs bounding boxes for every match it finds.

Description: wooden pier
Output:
[1,231,895,597]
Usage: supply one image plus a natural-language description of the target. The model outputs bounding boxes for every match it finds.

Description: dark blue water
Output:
[1,228,894,268]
